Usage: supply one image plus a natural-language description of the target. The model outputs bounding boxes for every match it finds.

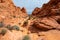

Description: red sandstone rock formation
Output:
[0,0,28,26]
[21,7,27,13]
[31,0,60,30]
[0,0,60,40]
[32,0,60,17]
[32,7,40,16]
[0,0,29,40]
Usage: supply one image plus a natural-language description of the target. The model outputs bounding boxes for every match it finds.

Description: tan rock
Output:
[39,30,60,40]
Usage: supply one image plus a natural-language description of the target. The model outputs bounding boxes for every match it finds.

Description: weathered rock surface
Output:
[39,30,60,40]
[32,7,40,16]
[0,0,60,40]
[0,0,28,26]
[32,0,60,17]
[31,0,60,30]
[0,0,28,40]
[21,7,27,13]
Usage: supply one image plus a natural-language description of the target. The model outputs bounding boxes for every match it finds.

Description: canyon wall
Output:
[0,0,60,40]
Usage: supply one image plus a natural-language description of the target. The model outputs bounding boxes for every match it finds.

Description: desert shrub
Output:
[6,25,12,30]
[12,25,20,31]
[23,35,30,40]
[0,22,4,28]
[0,29,7,35]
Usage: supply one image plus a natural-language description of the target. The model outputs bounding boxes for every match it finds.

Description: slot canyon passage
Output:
[0,0,60,40]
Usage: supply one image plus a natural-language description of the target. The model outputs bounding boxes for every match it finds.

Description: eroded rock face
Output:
[32,0,60,17]
[21,7,27,13]
[1,0,60,40]
[0,0,29,40]
[39,30,60,40]
[0,0,28,26]
[31,0,60,30]
[32,7,40,16]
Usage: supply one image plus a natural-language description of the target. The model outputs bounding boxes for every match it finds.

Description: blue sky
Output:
[13,0,49,14]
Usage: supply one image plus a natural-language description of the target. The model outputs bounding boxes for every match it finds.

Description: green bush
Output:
[23,35,30,40]
[6,25,12,30]
[0,29,7,35]
[12,25,20,31]
[0,22,4,28]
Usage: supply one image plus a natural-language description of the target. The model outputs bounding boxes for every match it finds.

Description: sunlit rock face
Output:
[1,0,60,40]
[32,0,60,17]
[31,0,60,31]
[0,0,28,40]
[0,0,28,26]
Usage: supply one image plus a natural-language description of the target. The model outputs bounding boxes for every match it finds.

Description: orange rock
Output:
[39,30,60,40]
[32,0,60,17]
[21,7,27,13]
[31,0,60,31]
[32,7,40,16]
